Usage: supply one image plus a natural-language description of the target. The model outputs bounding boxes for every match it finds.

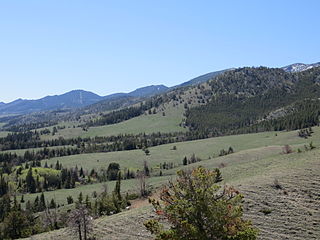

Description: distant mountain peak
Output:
[128,84,169,97]
[282,62,320,72]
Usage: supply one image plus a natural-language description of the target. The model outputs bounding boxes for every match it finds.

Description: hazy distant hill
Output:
[128,85,168,97]
[282,62,320,72]
[173,69,231,88]
[0,85,169,115]
[0,90,103,115]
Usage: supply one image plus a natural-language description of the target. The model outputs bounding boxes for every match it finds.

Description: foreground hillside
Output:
[20,127,320,240]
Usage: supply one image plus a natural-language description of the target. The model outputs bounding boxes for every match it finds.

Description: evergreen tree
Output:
[26,167,36,193]
[49,198,56,209]
[0,175,8,197]
[106,163,120,181]
[182,156,188,166]
[39,192,46,211]
[114,172,122,202]
[2,210,30,239]
[78,192,83,204]
[214,168,223,183]
[143,161,150,176]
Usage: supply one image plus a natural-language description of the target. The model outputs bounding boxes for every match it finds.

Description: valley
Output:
[1,64,320,240]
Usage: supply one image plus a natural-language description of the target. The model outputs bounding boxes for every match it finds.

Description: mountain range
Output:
[0,62,318,116]
[281,62,320,72]
[0,85,169,115]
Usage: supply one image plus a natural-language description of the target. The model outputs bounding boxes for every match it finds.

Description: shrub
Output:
[282,145,293,154]
[260,208,272,215]
[272,179,282,190]
[144,166,258,239]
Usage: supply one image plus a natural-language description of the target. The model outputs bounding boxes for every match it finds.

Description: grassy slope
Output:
[22,127,320,208]
[21,131,320,240]
[41,127,320,172]
[40,104,186,140]
[0,122,10,137]
[82,105,186,137]
[0,131,9,138]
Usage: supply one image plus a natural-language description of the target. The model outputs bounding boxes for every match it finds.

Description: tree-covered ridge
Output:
[186,67,320,135]
[209,67,298,96]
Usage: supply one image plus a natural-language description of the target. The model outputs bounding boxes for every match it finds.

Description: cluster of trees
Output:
[67,173,132,240]
[298,127,314,138]
[87,106,146,127]
[219,146,234,156]
[23,147,82,161]
[3,160,140,197]
[182,153,202,165]
[4,120,58,132]
[254,99,320,132]
[0,170,132,240]
[87,96,166,127]
[160,161,176,169]
[0,195,45,239]
[0,131,91,151]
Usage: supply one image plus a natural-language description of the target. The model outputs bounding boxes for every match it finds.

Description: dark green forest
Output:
[186,67,320,135]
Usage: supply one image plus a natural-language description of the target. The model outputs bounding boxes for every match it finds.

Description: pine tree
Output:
[80,167,84,177]
[78,192,83,204]
[26,167,36,193]
[0,175,8,197]
[182,156,188,165]
[49,198,56,209]
[33,196,39,212]
[214,168,223,183]
[85,195,91,210]
[143,161,150,176]
[39,192,46,211]
[114,172,122,202]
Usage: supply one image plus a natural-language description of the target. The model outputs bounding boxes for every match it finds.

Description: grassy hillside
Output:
[20,127,320,212]
[40,103,187,140]
[20,129,320,240]
[40,126,320,172]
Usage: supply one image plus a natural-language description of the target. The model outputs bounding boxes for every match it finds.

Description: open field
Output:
[40,104,187,140]
[41,126,320,172]
[82,108,186,138]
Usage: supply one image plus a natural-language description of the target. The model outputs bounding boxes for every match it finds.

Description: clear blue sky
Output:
[0,0,319,102]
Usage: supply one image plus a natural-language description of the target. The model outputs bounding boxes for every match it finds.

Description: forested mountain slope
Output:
[185,67,320,136]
